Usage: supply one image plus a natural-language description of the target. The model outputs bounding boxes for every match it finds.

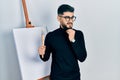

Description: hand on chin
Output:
[67,25,72,29]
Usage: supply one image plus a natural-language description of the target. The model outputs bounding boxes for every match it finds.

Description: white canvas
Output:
[13,27,51,80]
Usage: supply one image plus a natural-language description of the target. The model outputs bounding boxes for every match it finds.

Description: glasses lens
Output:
[65,16,76,21]
[64,16,70,21]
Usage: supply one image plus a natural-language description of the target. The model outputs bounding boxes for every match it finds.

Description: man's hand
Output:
[38,34,46,58]
[38,45,46,58]
[66,29,75,41]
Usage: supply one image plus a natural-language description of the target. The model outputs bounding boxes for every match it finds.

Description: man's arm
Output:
[71,31,87,62]
[66,29,87,62]
[39,33,52,61]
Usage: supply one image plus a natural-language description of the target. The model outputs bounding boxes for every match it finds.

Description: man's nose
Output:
[68,19,73,23]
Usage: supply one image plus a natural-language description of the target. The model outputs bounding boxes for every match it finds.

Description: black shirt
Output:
[40,28,87,80]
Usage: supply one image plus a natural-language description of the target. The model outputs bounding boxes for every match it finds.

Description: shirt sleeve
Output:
[71,31,87,62]
[40,33,52,61]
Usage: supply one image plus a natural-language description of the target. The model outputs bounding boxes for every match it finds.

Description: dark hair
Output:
[57,4,74,15]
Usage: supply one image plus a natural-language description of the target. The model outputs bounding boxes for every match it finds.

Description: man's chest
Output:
[49,34,74,58]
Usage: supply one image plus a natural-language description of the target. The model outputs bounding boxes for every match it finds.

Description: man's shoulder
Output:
[74,29,83,35]
[46,28,59,37]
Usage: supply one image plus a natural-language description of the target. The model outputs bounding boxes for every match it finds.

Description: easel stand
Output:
[22,0,34,28]
[21,0,50,79]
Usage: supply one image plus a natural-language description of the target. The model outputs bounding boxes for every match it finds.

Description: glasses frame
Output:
[59,15,76,22]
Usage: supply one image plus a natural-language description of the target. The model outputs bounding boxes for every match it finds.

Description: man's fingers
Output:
[38,46,46,58]
[39,45,45,48]
[38,46,45,52]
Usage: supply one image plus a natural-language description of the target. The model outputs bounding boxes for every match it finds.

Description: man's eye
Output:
[71,16,74,18]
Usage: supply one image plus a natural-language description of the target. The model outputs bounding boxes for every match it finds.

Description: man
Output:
[38,4,87,80]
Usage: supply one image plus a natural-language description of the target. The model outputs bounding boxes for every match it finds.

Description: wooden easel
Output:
[22,0,34,28]
[22,0,50,80]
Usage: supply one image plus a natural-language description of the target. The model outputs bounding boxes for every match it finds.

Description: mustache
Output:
[67,22,73,25]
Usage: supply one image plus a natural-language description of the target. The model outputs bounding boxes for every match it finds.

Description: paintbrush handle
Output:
[41,34,45,46]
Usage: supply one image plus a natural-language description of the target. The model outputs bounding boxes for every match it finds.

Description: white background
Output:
[0,0,120,80]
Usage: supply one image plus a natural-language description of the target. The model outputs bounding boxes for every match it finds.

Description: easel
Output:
[22,0,34,28]
[22,0,50,79]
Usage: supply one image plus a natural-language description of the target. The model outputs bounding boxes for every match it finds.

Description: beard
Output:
[61,22,73,31]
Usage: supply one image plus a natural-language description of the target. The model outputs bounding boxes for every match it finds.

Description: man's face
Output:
[58,12,76,29]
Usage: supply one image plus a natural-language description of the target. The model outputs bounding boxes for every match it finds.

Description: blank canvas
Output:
[13,27,51,80]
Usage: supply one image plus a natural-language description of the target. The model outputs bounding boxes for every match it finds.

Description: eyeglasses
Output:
[59,16,76,22]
